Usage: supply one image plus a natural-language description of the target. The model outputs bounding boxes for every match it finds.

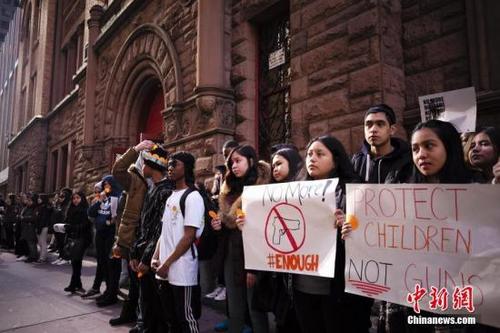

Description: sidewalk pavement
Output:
[0,250,225,333]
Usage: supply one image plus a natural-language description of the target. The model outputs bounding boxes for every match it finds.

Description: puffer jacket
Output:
[351,138,412,184]
[112,147,148,255]
[218,160,271,286]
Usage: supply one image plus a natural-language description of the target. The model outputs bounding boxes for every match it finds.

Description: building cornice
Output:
[46,85,79,120]
[94,0,147,53]
[7,115,44,147]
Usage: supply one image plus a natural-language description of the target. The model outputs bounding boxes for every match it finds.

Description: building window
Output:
[28,73,36,120]
[257,13,291,159]
[15,162,28,193]
[49,141,74,192]
[22,3,31,62]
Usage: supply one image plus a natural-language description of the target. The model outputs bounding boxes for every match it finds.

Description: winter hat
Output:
[364,104,396,125]
[142,144,169,171]
[94,181,103,192]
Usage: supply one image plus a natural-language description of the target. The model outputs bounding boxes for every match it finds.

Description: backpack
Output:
[179,187,218,261]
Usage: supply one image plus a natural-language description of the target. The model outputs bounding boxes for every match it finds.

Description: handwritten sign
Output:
[242,178,339,277]
[345,184,500,328]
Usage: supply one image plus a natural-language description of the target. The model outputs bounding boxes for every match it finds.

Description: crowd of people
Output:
[0,103,499,333]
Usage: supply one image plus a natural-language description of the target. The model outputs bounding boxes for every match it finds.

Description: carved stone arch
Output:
[101,23,183,141]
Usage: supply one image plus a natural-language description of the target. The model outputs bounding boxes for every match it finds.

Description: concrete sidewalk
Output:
[0,251,224,333]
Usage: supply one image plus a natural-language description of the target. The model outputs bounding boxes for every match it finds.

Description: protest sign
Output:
[242,178,339,277]
[345,184,500,328]
[418,87,476,132]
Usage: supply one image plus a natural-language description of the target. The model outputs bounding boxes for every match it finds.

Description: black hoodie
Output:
[351,137,412,184]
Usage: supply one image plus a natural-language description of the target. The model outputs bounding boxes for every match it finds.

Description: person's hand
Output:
[493,157,500,184]
[236,216,246,231]
[246,272,257,288]
[134,140,156,152]
[341,221,352,240]
[151,258,160,271]
[334,209,345,228]
[111,245,122,259]
[138,262,150,274]
[211,217,222,231]
[130,259,139,272]
[156,262,169,279]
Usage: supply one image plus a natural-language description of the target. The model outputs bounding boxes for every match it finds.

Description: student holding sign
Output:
[291,135,357,333]
[211,145,272,333]
[237,147,304,333]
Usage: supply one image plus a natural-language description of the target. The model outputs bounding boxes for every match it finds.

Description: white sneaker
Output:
[56,259,70,265]
[51,258,62,265]
[16,255,28,261]
[214,287,226,301]
[205,286,223,299]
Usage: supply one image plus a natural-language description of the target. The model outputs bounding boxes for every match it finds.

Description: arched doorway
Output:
[137,81,165,142]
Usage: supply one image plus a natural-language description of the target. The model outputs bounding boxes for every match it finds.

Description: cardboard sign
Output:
[268,48,286,70]
[345,184,500,328]
[242,178,339,277]
[418,87,476,133]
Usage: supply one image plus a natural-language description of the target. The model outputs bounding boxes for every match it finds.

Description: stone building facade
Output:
[5,0,500,194]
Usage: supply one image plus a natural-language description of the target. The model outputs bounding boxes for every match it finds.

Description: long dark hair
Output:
[271,148,303,183]
[225,145,259,194]
[72,191,89,210]
[411,120,471,183]
[305,135,358,185]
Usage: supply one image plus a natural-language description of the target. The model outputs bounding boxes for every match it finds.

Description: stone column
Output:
[194,0,235,175]
[82,5,103,160]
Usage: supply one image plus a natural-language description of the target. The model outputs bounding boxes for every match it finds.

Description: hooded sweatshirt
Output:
[88,175,122,232]
[351,138,412,184]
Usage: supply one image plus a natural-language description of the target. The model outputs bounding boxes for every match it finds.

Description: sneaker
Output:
[56,259,70,265]
[214,319,228,332]
[51,258,62,265]
[97,296,118,307]
[74,287,86,295]
[214,287,226,301]
[16,255,28,261]
[205,286,223,299]
[81,288,100,298]
[64,285,77,293]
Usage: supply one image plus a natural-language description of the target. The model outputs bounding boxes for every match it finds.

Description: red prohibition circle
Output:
[264,202,306,254]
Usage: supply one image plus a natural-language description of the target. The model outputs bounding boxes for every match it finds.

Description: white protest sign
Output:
[345,184,500,328]
[418,87,476,133]
[242,178,339,277]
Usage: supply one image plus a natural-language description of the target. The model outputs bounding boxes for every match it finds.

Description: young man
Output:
[351,104,412,332]
[129,143,173,333]
[352,104,412,184]
[108,140,152,327]
[153,151,204,333]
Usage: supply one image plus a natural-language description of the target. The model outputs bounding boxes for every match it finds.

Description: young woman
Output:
[411,120,473,183]
[35,194,53,263]
[64,191,92,293]
[467,127,500,183]
[20,193,39,263]
[290,135,361,333]
[267,147,304,333]
[211,145,271,333]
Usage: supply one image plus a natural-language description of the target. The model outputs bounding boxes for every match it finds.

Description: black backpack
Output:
[179,187,218,261]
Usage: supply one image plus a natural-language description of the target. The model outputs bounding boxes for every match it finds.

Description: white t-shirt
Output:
[157,188,205,286]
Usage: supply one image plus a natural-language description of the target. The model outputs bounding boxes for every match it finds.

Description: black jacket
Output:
[352,138,412,184]
[131,178,174,265]
[64,204,92,245]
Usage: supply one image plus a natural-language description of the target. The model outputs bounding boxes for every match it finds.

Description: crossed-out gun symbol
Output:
[272,217,300,245]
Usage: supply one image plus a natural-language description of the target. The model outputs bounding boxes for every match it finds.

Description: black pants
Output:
[14,222,29,256]
[339,293,373,333]
[54,232,65,258]
[2,223,15,248]
[293,289,341,333]
[139,272,167,333]
[93,229,120,296]
[70,240,89,289]
[158,280,201,333]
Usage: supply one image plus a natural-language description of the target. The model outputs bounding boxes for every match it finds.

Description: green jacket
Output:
[112,147,148,257]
